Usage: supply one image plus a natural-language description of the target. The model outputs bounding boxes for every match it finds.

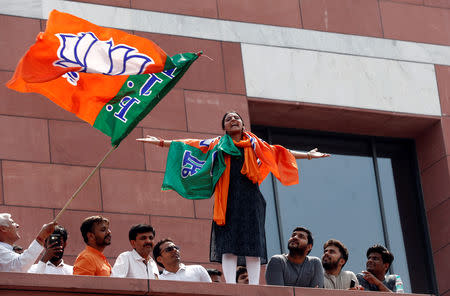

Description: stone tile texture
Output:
[380,0,450,45]
[300,0,383,37]
[217,0,302,28]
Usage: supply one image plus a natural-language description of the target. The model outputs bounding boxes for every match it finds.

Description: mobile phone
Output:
[48,233,61,245]
[350,279,356,288]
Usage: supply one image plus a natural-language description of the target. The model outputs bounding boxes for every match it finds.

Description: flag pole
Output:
[53,145,118,222]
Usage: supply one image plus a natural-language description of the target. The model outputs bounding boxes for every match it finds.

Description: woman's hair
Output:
[221,111,244,130]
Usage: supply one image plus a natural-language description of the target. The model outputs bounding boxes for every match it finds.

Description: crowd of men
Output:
[0,213,404,292]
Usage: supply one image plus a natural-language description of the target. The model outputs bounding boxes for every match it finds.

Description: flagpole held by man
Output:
[137,111,330,285]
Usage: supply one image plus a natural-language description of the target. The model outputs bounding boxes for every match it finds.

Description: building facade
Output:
[0,0,448,295]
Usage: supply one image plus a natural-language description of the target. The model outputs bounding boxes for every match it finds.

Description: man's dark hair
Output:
[80,216,109,244]
[236,266,247,282]
[153,238,174,268]
[221,111,244,130]
[207,268,222,276]
[128,224,155,241]
[323,239,349,266]
[367,244,394,268]
[53,226,68,242]
[293,226,314,246]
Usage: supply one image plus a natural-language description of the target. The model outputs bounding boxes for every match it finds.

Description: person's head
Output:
[322,239,349,272]
[207,268,222,283]
[128,224,155,259]
[80,216,111,249]
[0,213,20,244]
[288,226,314,256]
[366,244,394,276]
[153,238,180,269]
[236,266,249,284]
[45,226,68,262]
[221,111,244,136]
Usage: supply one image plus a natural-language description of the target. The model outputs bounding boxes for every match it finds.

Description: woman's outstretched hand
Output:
[136,135,160,144]
[289,148,331,159]
[308,148,330,159]
[136,135,171,147]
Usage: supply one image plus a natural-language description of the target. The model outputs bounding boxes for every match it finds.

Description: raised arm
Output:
[136,135,172,147]
[289,148,330,160]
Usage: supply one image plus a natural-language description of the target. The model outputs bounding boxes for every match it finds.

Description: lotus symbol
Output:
[54,32,155,85]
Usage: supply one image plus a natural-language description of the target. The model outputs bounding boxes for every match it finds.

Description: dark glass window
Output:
[254,126,436,294]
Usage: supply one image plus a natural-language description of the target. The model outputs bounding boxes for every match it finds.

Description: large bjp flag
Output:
[7,10,200,146]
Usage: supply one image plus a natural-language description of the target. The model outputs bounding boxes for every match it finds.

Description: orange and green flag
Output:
[7,10,200,146]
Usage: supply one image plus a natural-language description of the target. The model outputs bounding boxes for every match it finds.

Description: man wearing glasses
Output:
[153,238,211,282]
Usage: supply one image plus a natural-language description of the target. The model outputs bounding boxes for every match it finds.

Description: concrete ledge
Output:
[0,272,434,296]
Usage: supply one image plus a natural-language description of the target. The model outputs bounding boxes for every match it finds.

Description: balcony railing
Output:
[0,272,433,296]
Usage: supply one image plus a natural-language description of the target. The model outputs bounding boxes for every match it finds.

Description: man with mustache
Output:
[153,238,211,282]
[73,216,112,276]
[356,245,404,293]
[265,227,323,287]
[322,239,358,289]
[28,226,73,274]
[112,224,159,279]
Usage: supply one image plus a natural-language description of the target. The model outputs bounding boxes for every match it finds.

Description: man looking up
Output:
[73,216,112,276]
[112,224,159,279]
[28,226,73,274]
[357,245,404,293]
[322,239,358,289]
[0,213,55,272]
[265,226,323,287]
[153,238,211,282]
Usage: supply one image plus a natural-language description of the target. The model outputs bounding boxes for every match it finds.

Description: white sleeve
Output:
[28,261,46,273]
[198,266,212,282]
[0,240,43,272]
[111,253,129,278]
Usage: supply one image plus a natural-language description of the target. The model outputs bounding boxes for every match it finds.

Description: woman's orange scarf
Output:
[213,132,299,226]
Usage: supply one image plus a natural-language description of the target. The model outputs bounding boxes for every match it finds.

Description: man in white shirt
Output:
[153,238,211,282]
[322,239,359,289]
[0,213,56,272]
[112,224,159,279]
[28,226,73,275]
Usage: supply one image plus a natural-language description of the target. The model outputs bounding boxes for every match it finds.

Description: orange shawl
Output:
[213,131,299,225]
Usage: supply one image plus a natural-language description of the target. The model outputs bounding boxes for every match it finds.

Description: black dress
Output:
[210,148,268,265]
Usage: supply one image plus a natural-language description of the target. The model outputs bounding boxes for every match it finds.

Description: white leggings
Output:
[221,253,261,284]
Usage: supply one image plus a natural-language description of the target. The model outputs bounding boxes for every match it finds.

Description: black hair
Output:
[236,266,248,282]
[221,111,244,130]
[323,239,349,266]
[367,244,394,268]
[53,226,68,242]
[293,226,314,246]
[207,268,222,276]
[128,224,155,241]
[153,238,174,268]
[80,216,109,244]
